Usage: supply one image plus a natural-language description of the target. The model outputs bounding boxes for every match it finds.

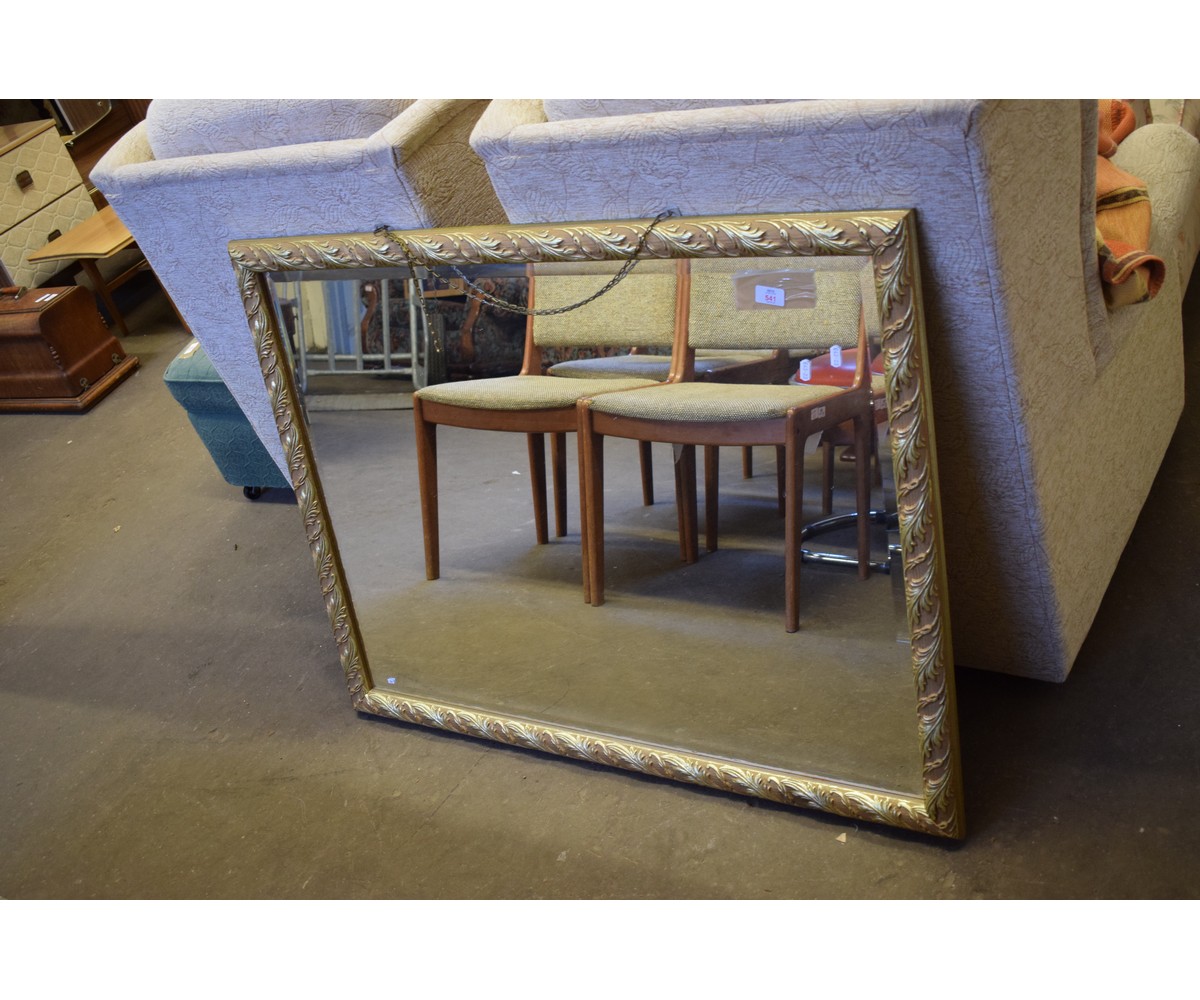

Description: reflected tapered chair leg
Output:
[413,398,440,581]
[527,433,549,545]
[855,414,871,580]
[776,445,786,516]
[784,426,803,633]
[704,444,719,553]
[639,440,654,506]
[577,413,592,604]
[674,444,699,565]
[674,447,686,562]
[582,417,606,606]
[821,439,835,515]
[552,431,568,538]
[871,422,884,491]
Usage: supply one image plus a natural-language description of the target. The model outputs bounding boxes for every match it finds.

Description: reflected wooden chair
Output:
[701,259,885,536]
[548,347,793,505]
[578,263,872,632]
[412,260,687,595]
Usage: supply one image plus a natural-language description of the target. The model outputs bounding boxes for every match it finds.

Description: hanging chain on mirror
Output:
[377,208,679,324]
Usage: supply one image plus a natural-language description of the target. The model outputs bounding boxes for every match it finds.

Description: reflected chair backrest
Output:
[530,260,681,349]
[687,259,871,353]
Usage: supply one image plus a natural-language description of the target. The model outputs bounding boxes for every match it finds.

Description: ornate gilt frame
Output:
[230,211,963,839]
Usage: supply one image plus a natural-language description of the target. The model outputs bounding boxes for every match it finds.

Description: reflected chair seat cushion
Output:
[415,374,657,411]
[586,381,846,423]
[549,351,776,380]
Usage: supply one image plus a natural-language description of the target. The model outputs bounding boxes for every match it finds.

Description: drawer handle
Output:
[15,170,33,191]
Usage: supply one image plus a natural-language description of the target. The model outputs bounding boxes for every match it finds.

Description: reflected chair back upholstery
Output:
[528,260,681,356]
[688,261,868,357]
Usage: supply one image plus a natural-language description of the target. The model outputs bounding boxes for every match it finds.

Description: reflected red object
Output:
[789,348,884,387]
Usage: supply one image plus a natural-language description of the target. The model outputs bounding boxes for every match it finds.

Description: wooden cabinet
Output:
[0,120,96,287]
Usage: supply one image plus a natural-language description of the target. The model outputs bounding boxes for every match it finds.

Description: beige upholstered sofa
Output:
[470,99,1200,682]
[91,99,506,472]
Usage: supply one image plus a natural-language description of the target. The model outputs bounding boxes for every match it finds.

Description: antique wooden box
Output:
[0,285,138,411]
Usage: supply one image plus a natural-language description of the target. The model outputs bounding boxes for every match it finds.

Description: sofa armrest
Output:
[92,120,155,177]
[98,132,404,212]
[376,98,489,159]
[471,99,550,159]
[374,98,505,229]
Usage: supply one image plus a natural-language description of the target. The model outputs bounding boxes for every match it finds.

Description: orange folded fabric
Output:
[1095,99,1165,308]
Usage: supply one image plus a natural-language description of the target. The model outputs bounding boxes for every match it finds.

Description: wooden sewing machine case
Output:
[0,285,138,412]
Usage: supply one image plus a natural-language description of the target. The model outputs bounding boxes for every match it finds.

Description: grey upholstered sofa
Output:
[91,99,507,472]
[469,99,1200,682]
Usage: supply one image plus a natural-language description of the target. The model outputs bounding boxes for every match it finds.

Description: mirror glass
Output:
[232,213,962,837]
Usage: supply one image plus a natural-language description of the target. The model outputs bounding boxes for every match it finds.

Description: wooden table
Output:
[27,205,145,336]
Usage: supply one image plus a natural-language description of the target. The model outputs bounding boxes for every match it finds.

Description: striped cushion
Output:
[586,382,847,422]
[416,375,657,411]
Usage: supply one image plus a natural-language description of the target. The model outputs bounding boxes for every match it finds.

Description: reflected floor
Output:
[309,408,923,794]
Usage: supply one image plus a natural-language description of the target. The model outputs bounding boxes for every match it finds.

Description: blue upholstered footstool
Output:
[163,338,291,499]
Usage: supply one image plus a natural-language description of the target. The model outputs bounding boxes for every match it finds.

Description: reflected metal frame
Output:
[230,211,964,839]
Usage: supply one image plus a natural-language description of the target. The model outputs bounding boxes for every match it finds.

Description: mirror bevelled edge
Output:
[230,211,964,840]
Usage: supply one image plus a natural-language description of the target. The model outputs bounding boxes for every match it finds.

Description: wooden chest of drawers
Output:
[1,120,96,288]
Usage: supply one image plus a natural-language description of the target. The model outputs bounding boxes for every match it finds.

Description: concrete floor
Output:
[2,274,1199,900]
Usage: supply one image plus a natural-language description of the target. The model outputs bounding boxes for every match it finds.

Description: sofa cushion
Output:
[145,99,415,160]
[541,99,791,121]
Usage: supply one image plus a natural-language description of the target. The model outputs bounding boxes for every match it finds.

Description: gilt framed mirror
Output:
[231,211,963,839]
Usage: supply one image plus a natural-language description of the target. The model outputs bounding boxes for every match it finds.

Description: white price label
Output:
[811,406,827,420]
[755,284,786,307]
[798,359,812,382]
[830,345,843,368]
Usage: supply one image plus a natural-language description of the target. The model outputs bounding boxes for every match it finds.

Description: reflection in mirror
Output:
[233,214,962,838]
